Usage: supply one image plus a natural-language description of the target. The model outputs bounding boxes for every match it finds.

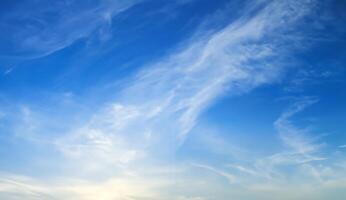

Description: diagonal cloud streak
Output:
[55,0,318,161]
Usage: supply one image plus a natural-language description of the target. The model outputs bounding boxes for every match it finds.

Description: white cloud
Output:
[227,164,260,177]
[115,0,318,142]
[0,0,141,58]
[192,163,236,183]
[48,0,320,169]
[274,97,322,156]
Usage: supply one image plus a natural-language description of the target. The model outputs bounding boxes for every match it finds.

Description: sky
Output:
[0,0,346,199]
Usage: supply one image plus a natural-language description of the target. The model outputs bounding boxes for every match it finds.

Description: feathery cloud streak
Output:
[0,0,141,58]
[53,0,317,169]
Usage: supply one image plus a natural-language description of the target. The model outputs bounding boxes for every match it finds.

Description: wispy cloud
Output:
[227,164,260,177]
[224,97,345,187]
[46,0,320,170]
[246,97,327,182]
[115,0,317,141]
[192,163,236,183]
[274,97,322,156]
[0,0,141,59]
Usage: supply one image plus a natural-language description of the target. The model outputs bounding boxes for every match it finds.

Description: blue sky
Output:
[0,0,346,199]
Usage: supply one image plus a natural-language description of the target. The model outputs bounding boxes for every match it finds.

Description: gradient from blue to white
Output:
[0,0,346,199]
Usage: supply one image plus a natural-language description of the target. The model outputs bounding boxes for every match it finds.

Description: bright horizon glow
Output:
[0,0,346,199]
